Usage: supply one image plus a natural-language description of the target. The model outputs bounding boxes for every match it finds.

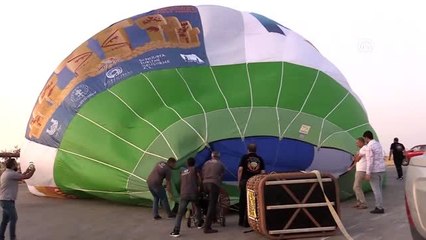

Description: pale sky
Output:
[1,0,425,153]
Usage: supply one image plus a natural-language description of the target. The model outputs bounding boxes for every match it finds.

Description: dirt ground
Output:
[7,166,410,240]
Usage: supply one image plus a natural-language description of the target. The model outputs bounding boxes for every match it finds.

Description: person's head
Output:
[5,158,17,170]
[362,130,374,143]
[356,137,365,148]
[187,157,195,167]
[394,137,399,143]
[167,157,177,168]
[211,151,220,160]
[248,143,257,153]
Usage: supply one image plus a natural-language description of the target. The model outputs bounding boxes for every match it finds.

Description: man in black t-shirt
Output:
[389,137,405,180]
[237,143,265,227]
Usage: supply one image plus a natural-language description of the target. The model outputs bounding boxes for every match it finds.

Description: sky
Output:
[0,0,425,154]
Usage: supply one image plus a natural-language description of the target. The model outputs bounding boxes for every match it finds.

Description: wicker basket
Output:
[246,172,340,239]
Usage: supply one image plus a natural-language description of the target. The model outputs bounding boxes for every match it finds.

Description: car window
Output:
[420,145,426,151]
[412,146,420,151]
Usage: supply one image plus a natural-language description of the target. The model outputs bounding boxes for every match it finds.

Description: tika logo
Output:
[180,54,204,64]
[106,67,123,79]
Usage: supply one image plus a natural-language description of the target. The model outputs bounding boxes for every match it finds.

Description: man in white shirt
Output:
[352,137,368,209]
[363,130,386,214]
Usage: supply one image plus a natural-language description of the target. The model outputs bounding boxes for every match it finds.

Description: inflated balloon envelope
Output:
[21,5,376,205]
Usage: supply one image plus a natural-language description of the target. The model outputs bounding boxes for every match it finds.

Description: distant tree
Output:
[0,146,20,160]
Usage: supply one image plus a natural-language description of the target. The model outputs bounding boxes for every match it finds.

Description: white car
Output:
[405,154,426,239]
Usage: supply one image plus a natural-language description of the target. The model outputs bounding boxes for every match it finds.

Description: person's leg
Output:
[395,158,403,178]
[158,187,174,217]
[353,171,367,206]
[204,183,219,233]
[192,199,203,227]
[238,180,248,226]
[149,186,160,218]
[369,172,384,210]
[0,201,10,240]
[8,202,17,240]
[173,199,189,232]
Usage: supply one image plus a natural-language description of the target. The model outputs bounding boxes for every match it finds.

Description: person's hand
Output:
[365,174,371,181]
[168,192,175,201]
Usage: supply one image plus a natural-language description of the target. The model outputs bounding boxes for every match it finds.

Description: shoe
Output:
[154,215,162,220]
[357,204,368,209]
[170,230,180,237]
[204,228,218,234]
[370,207,385,214]
[398,177,404,180]
[352,203,360,208]
[197,220,204,229]
[168,214,176,219]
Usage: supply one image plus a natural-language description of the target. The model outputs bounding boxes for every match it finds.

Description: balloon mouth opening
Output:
[194,136,316,181]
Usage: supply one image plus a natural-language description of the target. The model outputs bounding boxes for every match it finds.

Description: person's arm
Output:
[365,145,373,180]
[388,144,393,160]
[237,156,244,184]
[353,153,360,162]
[238,167,243,183]
[165,170,174,199]
[260,158,266,174]
[196,170,202,192]
[402,144,407,158]
[21,166,36,180]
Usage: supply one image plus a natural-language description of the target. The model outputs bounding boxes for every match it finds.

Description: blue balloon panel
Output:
[195,136,315,181]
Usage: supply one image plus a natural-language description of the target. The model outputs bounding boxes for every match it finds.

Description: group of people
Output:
[352,130,406,214]
[0,131,404,239]
[146,143,265,237]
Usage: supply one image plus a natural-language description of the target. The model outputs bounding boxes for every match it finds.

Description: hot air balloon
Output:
[20,5,376,205]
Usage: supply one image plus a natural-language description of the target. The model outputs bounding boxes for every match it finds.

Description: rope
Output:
[305,170,353,240]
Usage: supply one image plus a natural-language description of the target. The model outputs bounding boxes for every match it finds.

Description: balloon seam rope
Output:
[59,148,147,182]
[76,113,167,160]
[317,92,350,147]
[275,62,285,138]
[320,122,370,146]
[129,139,162,191]
[142,73,207,146]
[209,66,244,138]
[280,70,320,138]
[175,69,208,143]
[107,89,178,158]
[242,63,254,138]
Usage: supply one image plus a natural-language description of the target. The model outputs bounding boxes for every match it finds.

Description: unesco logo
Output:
[106,67,123,79]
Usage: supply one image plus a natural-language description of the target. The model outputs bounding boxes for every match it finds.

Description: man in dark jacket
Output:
[147,157,176,220]
[201,151,224,234]
[170,157,203,237]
